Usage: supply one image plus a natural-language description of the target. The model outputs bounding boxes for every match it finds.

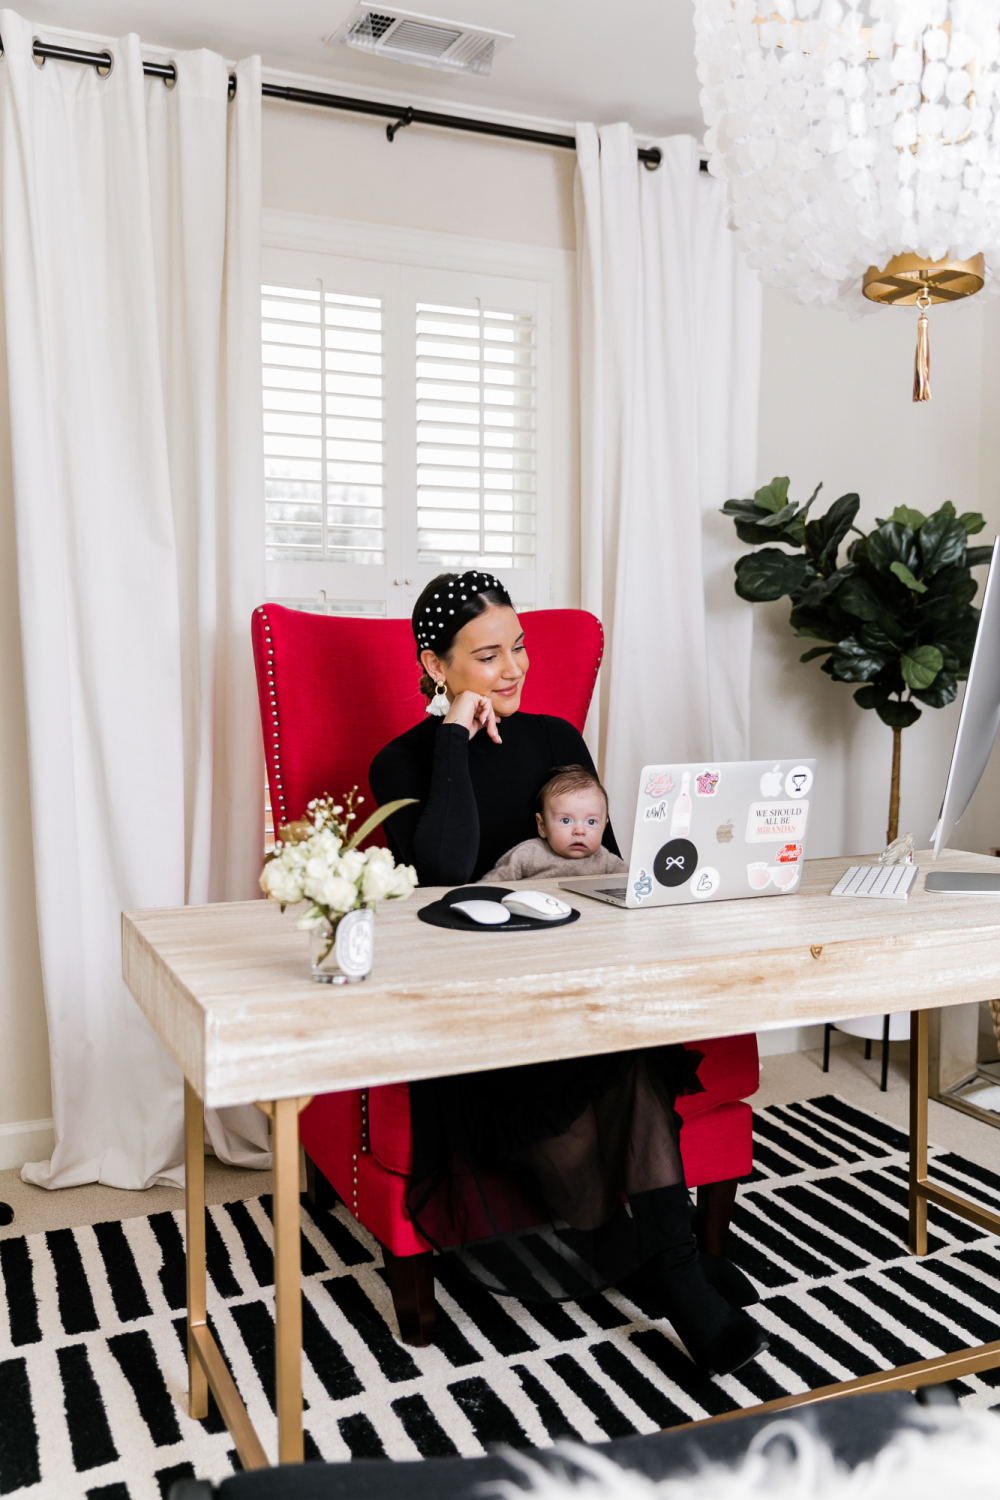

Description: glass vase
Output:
[309,908,374,985]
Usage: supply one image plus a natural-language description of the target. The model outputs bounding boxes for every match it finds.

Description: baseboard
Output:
[0,1117,55,1171]
[757,1025,847,1057]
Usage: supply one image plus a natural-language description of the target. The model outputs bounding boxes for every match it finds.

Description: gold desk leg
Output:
[184,1080,209,1421]
[273,1096,305,1465]
[909,1007,929,1257]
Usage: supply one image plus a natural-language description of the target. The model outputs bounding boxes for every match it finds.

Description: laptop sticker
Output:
[690,866,720,899]
[644,773,675,799]
[644,801,671,823]
[785,765,814,797]
[716,819,734,843]
[746,800,809,843]
[695,769,720,797]
[759,764,783,797]
[633,869,653,900]
[769,863,801,889]
[776,842,803,863]
[747,862,771,890]
[653,838,698,887]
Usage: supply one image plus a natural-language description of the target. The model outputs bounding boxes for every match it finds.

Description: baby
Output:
[483,764,628,883]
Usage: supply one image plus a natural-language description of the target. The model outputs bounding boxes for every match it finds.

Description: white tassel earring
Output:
[426,680,450,717]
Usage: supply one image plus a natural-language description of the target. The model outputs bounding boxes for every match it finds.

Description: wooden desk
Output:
[122,848,1000,1468]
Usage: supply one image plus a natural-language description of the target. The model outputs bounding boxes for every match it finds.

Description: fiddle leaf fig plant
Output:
[722,478,993,844]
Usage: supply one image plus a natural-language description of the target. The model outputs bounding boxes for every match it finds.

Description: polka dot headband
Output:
[413,571,506,651]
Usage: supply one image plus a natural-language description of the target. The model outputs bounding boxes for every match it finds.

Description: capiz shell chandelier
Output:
[694,0,999,391]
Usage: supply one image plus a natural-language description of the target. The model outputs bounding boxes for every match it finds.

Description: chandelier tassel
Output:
[913,293,931,404]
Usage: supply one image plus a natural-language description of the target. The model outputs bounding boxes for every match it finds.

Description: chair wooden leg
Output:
[303,1151,339,1213]
[881,1013,891,1093]
[694,1178,739,1257]
[822,1023,832,1073]
[381,1246,436,1347]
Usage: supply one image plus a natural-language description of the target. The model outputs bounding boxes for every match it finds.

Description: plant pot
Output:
[309,908,374,985]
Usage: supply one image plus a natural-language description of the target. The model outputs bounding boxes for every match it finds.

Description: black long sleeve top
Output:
[369,711,620,887]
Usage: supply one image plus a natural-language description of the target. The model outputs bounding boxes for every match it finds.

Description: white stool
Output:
[822,1012,910,1092]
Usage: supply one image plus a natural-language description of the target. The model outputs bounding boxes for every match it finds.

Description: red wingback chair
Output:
[252,603,758,1343]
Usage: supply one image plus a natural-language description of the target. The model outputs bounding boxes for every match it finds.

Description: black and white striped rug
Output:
[3,1094,1000,1497]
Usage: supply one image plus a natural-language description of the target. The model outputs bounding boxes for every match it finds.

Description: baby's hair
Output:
[536,765,609,818]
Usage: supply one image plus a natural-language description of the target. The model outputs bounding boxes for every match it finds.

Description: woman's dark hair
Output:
[412,571,514,698]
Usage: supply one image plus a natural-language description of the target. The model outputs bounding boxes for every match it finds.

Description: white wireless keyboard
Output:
[831,864,919,900]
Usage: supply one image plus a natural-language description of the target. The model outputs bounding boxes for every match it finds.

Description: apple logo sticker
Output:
[716,820,734,844]
[759,763,783,798]
[653,839,698,888]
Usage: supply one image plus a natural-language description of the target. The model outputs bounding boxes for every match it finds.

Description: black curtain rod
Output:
[26,38,711,173]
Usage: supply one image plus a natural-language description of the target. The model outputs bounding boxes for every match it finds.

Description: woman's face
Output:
[423,605,529,718]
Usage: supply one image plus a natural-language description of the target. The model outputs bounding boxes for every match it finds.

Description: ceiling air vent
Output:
[326,5,512,76]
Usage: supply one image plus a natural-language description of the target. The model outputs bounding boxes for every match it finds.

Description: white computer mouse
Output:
[451,899,511,926]
[501,890,572,921]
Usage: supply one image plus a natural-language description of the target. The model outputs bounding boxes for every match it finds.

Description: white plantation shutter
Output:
[415,302,536,573]
[262,285,386,568]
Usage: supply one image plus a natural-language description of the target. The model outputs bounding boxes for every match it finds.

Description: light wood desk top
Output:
[122,848,1000,1108]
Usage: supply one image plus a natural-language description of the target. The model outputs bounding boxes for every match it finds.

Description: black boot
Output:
[700,1252,759,1308]
[630,1187,768,1376]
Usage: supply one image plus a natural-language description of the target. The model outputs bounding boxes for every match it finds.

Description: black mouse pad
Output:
[417,884,581,932]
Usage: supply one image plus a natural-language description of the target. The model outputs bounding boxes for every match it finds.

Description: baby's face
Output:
[537,789,607,859]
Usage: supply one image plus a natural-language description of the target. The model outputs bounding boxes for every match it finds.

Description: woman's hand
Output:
[444,690,502,745]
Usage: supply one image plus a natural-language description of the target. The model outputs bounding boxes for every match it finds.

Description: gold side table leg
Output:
[272,1096,304,1464]
[184,1080,209,1420]
[909,1007,929,1257]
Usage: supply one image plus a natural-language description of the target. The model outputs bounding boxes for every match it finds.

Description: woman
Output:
[370,570,765,1376]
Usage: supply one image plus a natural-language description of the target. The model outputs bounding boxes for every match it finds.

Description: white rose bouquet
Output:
[260,788,418,961]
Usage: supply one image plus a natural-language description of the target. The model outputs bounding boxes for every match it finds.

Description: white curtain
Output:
[0,11,268,1188]
[575,126,763,847]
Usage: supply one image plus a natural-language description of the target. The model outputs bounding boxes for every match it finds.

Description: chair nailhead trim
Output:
[259,609,287,826]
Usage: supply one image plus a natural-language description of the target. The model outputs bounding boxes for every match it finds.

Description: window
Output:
[261,220,564,620]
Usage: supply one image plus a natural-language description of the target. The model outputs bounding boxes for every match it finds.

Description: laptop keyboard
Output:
[598,887,627,899]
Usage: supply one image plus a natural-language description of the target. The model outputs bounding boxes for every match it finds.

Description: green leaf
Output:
[876,698,922,729]
[900,644,943,691]
[794,567,851,609]
[829,637,890,683]
[803,491,860,573]
[858,621,905,653]
[940,501,957,519]
[891,505,927,530]
[789,603,853,642]
[918,512,968,577]
[867,521,919,577]
[889,560,928,593]
[958,511,987,535]
[344,797,418,852]
[734,548,809,602]
[800,646,834,662]
[837,576,893,621]
[854,684,890,710]
[911,671,958,708]
[753,476,791,514]
[918,565,978,621]
[966,545,994,568]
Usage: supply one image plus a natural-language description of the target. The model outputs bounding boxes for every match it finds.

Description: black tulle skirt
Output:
[405,1045,704,1301]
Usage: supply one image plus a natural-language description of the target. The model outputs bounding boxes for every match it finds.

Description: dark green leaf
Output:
[900,644,943,690]
[829,637,890,683]
[837,576,893,621]
[891,505,927,530]
[732,518,798,546]
[789,603,854,642]
[794,567,851,609]
[804,491,860,573]
[911,672,958,708]
[734,548,809,601]
[940,501,957,519]
[919,513,968,577]
[867,521,919,576]
[753,476,791,514]
[966,546,994,568]
[800,646,834,662]
[889,560,928,593]
[876,698,922,729]
[917,565,978,621]
[958,511,987,535]
[854,684,890,710]
[858,621,905,653]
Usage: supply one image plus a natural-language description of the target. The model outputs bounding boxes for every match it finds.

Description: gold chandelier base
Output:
[861,253,985,403]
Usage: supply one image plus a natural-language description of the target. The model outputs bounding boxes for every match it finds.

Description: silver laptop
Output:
[560,759,817,909]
